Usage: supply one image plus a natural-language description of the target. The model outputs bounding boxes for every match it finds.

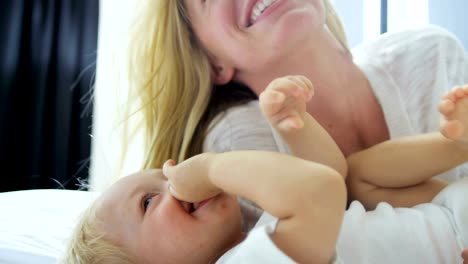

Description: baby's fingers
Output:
[273,78,303,97]
[162,159,181,198]
[163,160,191,201]
[277,113,305,132]
[167,184,185,201]
[259,90,286,117]
[285,75,314,100]
[162,159,176,178]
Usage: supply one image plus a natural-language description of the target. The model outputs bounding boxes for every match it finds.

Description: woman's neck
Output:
[246,26,361,106]
[300,45,389,155]
[243,28,388,155]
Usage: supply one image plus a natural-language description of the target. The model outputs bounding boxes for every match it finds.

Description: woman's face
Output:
[97,170,243,263]
[184,0,325,84]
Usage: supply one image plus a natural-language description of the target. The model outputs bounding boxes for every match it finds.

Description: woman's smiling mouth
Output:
[250,0,278,25]
[248,0,277,27]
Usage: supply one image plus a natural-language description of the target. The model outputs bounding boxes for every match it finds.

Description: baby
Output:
[63,76,346,263]
[64,77,468,263]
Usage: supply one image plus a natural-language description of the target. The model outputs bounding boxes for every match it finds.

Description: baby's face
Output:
[96,169,243,263]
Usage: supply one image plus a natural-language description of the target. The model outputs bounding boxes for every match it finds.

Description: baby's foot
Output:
[259,76,314,133]
[462,248,468,263]
[438,85,468,145]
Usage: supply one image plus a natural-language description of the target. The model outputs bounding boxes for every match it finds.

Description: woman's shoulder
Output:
[353,25,463,63]
[206,100,268,132]
[382,25,459,46]
[203,101,281,153]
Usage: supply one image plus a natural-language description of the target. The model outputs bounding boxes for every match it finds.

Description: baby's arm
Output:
[462,248,468,264]
[347,85,468,209]
[163,151,346,264]
[259,76,347,178]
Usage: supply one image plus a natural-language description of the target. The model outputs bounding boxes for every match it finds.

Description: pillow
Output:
[0,189,99,264]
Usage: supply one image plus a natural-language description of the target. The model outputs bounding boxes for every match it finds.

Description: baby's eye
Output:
[143,195,155,212]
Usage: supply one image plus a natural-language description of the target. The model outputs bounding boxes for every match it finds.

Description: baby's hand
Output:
[259,76,314,133]
[162,153,222,203]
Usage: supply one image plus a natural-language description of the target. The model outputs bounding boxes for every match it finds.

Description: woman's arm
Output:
[164,151,346,264]
[347,132,467,209]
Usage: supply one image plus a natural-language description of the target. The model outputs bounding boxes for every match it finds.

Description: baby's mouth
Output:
[189,203,196,213]
[179,201,194,214]
[180,197,215,214]
[193,198,214,211]
[180,201,202,214]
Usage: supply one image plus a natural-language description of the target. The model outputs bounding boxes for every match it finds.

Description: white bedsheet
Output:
[0,189,99,264]
[1,182,466,263]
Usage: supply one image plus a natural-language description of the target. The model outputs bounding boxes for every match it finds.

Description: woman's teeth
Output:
[251,0,277,25]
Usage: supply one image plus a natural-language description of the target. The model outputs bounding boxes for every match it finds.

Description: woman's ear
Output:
[212,64,235,85]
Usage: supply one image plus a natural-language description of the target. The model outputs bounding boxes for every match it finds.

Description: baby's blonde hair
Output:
[121,0,349,171]
[62,201,135,264]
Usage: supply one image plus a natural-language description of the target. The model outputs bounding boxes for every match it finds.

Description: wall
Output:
[429,0,468,49]
[90,0,143,191]
[332,0,364,47]
[332,0,468,49]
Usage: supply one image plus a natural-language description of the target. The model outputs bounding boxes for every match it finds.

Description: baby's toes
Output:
[454,87,466,100]
[438,99,455,116]
[440,120,464,141]
[457,97,468,121]
[459,96,468,108]
[443,91,457,101]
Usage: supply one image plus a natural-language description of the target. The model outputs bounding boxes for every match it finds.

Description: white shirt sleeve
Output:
[353,25,468,136]
[353,25,468,182]
[218,212,342,264]
[337,200,462,264]
[216,218,296,264]
[203,101,289,154]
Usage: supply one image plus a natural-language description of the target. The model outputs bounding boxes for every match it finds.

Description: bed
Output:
[0,189,99,264]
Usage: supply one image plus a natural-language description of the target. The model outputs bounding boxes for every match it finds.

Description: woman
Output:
[121,0,348,167]
[122,0,467,186]
[109,1,468,261]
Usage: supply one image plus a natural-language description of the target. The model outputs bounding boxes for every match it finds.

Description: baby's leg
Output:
[462,248,468,264]
[438,85,468,146]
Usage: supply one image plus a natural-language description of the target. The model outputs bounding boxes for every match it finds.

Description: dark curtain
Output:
[0,0,99,191]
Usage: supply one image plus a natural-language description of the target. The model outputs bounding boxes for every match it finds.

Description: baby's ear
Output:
[212,64,235,85]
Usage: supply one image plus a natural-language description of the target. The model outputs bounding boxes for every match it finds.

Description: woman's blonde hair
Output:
[62,201,135,264]
[323,0,350,52]
[121,0,349,170]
